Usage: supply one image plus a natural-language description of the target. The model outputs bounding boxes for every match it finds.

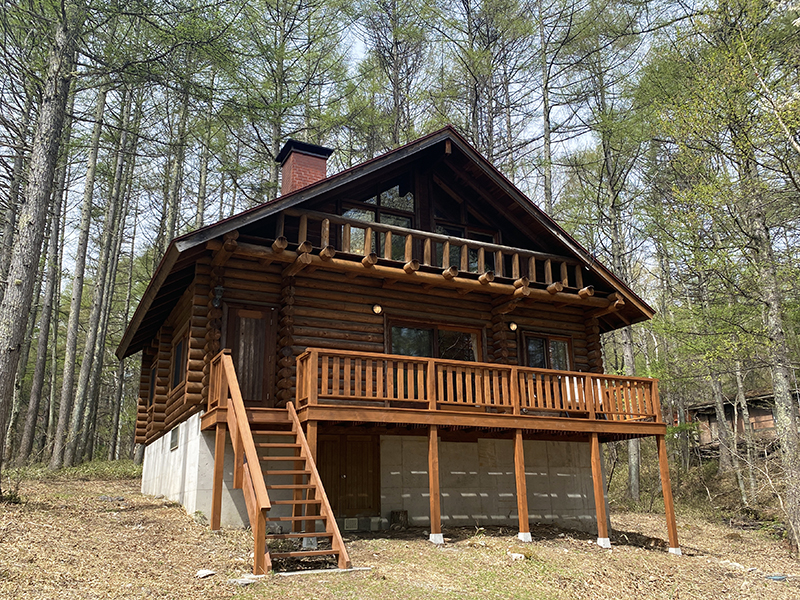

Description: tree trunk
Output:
[63,89,130,467]
[49,82,107,470]
[0,7,81,477]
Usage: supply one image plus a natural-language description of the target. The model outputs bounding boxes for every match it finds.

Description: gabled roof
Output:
[117,125,654,359]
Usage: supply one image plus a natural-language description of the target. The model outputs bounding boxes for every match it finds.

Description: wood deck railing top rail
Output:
[296,348,661,424]
[281,208,588,289]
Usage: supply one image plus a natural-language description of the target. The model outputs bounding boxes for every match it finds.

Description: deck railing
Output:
[296,348,661,423]
[282,208,586,288]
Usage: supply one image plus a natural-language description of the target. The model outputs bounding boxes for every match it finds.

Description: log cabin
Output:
[117,126,680,573]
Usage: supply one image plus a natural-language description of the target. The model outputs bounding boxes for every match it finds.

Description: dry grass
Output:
[1,474,799,599]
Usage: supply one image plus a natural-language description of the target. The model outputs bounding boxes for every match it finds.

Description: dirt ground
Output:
[1,476,799,599]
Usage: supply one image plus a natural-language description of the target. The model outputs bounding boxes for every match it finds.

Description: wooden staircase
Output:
[253,405,351,569]
[208,350,350,574]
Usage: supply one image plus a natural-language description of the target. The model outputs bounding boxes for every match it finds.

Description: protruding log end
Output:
[362,252,379,267]
[479,271,495,285]
[546,282,564,295]
[297,240,313,254]
[403,259,420,274]
[578,285,595,299]
[272,236,289,253]
[442,266,459,280]
[513,276,529,289]
[320,245,336,261]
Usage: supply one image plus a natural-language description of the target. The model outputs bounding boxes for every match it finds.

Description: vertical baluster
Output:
[492,369,501,406]
[437,363,445,404]
[455,365,463,403]
[501,369,510,408]
[342,224,351,253]
[544,259,553,284]
[298,214,308,243]
[366,359,373,399]
[344,357,352,397]
[275,212,285,238]
[475,366,485,404]
[460,244,468,271]
[575,264,583,289]
[427,359,436,410]
[355,358,362,397]
[364,227,373,255]
[483,368,492,406]
[528,256,536,283]
[495,250,503,277]
[404,234,413,261]
[321,355,329,396]
[465,366,474,404]
[384,231,393,259]
[387,360,395,400]
[512,254,520,279]
[332,356,340,395]
[321,218,330,247]
[478,247,485,273]
[423,238,432,265]
[377,359,385,405]
[442,241,450,268]
[397,360,405,400]
[416,362,425,401]
[560,261,569,286]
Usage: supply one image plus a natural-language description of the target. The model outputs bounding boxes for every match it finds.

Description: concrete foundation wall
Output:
[143,420,602,535]
[380,436,599,533]
[141,413,248,527]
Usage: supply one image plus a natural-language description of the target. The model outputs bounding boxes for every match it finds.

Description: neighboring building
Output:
[118,126,680,573]
[690,392,789,446]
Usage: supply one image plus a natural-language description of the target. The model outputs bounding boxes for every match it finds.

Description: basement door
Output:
[224,305,277,407]
[318,434,380,518]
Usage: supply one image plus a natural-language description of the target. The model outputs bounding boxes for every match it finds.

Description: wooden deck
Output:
[290,348,664,441]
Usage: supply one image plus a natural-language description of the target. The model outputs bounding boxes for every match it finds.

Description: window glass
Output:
[526,337,547,369]
[343,207,375,222]
[550,339,570,370]
[380,185,414,212]
[438,330,477,361]
[391,326,433,357]
[172,339,185,389]
[149,365,157,406]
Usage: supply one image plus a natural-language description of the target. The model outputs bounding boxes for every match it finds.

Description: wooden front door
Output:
[318,434,380,518]
[225,305,277,407]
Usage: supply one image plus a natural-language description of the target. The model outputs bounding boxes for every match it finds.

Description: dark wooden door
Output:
[225,305,277,407]
[318,434,379,518]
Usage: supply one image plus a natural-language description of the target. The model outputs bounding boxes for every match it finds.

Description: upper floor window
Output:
[342,183,415,259]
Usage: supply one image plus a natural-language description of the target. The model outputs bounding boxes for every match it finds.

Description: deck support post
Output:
[211,423,227,531]
[657,434,681,555]
[514,429,531,542]
[428,425,443,544]
[590,433,611,548]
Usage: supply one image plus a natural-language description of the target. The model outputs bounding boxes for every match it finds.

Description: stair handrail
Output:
[286,401,352,569]
[211,350,272,573]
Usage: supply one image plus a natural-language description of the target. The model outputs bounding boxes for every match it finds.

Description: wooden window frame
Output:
[170,325,189,393]
[386,319,484,362]
[521,332,573,371]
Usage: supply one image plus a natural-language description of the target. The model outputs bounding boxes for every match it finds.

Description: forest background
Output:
[1,0,799,548]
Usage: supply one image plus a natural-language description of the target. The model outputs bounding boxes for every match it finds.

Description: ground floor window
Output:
[524,334,572,370]
[390,323,481,361]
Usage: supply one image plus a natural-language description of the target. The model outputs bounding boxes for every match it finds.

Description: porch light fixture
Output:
[212,285,224,308]
[372,304,383,315]
[509,322,518,331]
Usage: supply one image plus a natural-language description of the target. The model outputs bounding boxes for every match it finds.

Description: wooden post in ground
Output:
[514,429,531,542]
[590,432,611,548]
[657,434,681,555]
[304,422,319,545]
[428,424,443,544]
[211,423,227,530]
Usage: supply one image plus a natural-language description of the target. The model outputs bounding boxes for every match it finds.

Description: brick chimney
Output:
[275,139,334,195]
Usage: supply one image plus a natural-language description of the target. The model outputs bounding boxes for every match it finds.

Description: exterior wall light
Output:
[212,285,224,308]
[509,322,518,331]
[372,304,383,315]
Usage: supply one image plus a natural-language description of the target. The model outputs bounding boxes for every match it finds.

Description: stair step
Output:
[256,442,301,448]
[271,499,322,505]
[270,549,340,559]
[260,456,304,461]
[264,469,311,476]
[266,532,333,540]
[253,430,295,436]
[266,484,315,490]
[266,515,326,522]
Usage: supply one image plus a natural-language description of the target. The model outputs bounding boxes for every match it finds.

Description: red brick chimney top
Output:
[275,139,334,196]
